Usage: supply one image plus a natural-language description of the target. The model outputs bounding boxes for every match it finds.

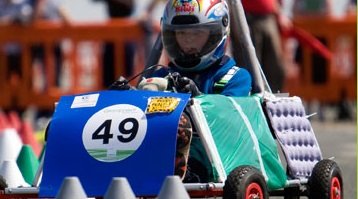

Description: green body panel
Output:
[190,95,287,190]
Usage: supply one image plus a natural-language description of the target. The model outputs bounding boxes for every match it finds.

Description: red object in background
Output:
[0,113,10,132]
[19,120,42,158]
[8,111,22,133]
[0,112,42,157]
[282,27,332,60]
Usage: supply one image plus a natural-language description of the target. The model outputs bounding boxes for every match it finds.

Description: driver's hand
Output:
[108,76,136,90]
[177,76,202,97]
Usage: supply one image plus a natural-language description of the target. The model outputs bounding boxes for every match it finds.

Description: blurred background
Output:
[0,0,356,164]
[63,0,353,21]
[0,0,356,197]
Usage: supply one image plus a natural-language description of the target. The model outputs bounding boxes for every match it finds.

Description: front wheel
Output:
[308,159,343,199]
[223,165,268,199]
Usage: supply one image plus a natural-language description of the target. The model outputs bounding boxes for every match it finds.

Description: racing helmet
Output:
[161,0,230,72]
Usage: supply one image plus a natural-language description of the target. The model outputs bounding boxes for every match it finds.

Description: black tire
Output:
[308,159,343,199]
[223,165,268,199]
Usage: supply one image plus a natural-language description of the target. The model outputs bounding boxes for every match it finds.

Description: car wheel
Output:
[223,165,268,199]
[308,159,343,199]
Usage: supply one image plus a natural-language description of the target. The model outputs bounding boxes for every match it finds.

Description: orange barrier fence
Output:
[0,16,356,111]
[283,15,357,103]
[0,19,147,110]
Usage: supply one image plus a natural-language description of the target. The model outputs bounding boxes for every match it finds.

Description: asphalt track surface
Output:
[310,121,357,199]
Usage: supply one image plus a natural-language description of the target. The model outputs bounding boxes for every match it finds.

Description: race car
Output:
[0,0,343,198]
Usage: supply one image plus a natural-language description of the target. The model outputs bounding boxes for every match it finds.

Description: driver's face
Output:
[175,28,210,55]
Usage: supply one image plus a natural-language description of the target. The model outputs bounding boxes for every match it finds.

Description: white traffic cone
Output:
[157,176,190,199]
[55,177,87,199]
[0,160,30,188]
[104,177,136,199]
[0,128,23,168]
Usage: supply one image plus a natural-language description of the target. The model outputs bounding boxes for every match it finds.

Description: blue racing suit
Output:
[151,55,252,96]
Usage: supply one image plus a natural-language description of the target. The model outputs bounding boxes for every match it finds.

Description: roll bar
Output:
[227,0,268,95]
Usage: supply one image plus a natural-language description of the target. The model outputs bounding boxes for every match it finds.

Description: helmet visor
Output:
[162,21,224,69]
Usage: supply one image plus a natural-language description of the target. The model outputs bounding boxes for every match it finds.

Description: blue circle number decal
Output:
[82,104,147,162]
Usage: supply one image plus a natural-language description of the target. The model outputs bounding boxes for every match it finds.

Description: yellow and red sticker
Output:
[146,97,180,114]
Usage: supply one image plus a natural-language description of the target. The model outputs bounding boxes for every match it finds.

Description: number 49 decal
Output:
[82,104,147,162]
[92,118,138,144]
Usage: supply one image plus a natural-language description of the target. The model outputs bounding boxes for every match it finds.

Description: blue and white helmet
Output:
[161,0,230,72]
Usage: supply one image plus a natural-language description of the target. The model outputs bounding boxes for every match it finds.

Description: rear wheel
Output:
[223,165,268,199]
[308,159,343,199]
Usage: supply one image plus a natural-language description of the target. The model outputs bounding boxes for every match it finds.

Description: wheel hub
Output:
[331,177,341,199]
[251,194,260,199]
[246,183,263,199]
[333,187,341,198]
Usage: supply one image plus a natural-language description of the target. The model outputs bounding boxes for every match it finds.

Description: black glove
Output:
[108,76,135,90]
[176,76,202,97]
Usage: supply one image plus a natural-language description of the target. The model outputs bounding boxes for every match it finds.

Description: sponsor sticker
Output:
[71,93,99,108]
[146,97,180,114]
